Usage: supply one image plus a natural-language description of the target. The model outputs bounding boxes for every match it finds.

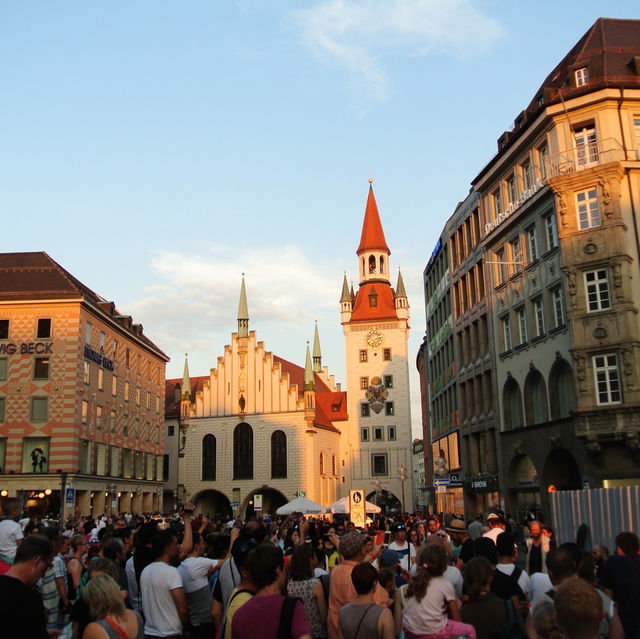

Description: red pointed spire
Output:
[356,182,390,255]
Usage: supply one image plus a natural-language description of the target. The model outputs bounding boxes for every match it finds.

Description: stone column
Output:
[77,490,90,517]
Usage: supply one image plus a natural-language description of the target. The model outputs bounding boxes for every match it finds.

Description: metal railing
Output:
[544,138,626,178]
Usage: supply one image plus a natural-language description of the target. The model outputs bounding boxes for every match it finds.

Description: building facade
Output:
[0,252,168,518]
[341,182,414,513]
[169,278,347,519]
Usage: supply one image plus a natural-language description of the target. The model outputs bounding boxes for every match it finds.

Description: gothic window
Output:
[380,256,385,274]
[368,256,377,274]
[524,369,549,425]
[502,377,523,430]
[202,434,216,481]
[233,422,253,480]
[271,430,287,479]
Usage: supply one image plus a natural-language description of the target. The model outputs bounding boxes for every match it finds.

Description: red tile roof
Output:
[350,282,398,322]
[165,376,209,417]
[356,186,390,255]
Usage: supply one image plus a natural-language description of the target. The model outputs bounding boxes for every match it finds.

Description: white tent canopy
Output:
[326,496,382,514]
[275,495,326,515]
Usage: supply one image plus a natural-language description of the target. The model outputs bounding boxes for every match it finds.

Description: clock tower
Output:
[340,180,413,512]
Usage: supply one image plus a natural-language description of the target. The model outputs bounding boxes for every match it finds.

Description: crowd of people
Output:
[0,499,638,639]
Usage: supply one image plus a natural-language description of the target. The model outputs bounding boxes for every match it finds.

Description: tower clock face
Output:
[365,328,384,347]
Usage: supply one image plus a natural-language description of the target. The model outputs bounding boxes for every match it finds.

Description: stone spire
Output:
[237,274,249,338]
[395,268,407,299]
[312,321,322,373]
[181,353,191,400]
[304,341,315,391]
[340,273,351,302]
[357,180,390,255]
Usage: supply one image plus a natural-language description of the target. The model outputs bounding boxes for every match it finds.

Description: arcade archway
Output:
[543,448,581,492]
[192,489,232,521]
[241,486,288,519]
[508,455,541,523]
[366,489,401,514]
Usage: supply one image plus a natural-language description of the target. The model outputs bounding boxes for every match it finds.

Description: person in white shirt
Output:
[140,529,189,638]
[495,531,529,607]
[388,525,411,572]
[0,499,24,564]
[482,514,505,544]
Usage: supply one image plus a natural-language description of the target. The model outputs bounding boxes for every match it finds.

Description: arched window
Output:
[202,434,216,480]
[233,423,253,480]
[380,256,385,274]
[271,430,287,479]
[524,368,549,426]
[368,255,377,274]
[319,452,324,475]
[332,454,336,476]
[549,359,576,419]
[503,377,524,430]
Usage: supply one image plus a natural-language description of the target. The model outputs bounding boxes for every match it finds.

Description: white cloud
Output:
[292,0,502,101]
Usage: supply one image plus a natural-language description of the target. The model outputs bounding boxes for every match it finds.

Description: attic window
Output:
[331,403,340,413]
[368,290,378,307]
[575,67,589,87]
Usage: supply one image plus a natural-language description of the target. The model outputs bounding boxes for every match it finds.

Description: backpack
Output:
[508,566,526,601]
[277,596,301,639]
[499,599,528,639]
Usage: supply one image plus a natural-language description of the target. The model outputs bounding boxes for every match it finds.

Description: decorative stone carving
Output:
[549,434,561,448]
[556,193,567,226]
[593,323,607,340]
[513,440,523,456]
[584,241,597,255]
[598,179,613,217]
[621,347,635,390]
[611,260,622,288]
[573,351,587,395]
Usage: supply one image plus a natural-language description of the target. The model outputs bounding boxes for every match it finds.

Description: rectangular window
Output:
[522,161,532,190]
[97,368,104,391]
[359,350,368,363]
[31,397,48,421]
[0,358,6,380]
[126,348,130,368]
[493,189,502,216]
[113,339,118,357]
[527,226,538,262]
[496,249,508,284]
[584,269,611,311]
[593,354,622,405]
[553,288,566,327]
[0,320,8,340]
[383,348,392,361]
[155,425,160,444]
[576,188,601,229]
[360,376,369,390]
[22,438,50,473]
[387,425,396,441]
[110,410,116,433]
[510,237,522,273]
[146,391,151,409]
[361,403,370,417]
[517,308,528,344]
[545,213,558,250]
[156,396,160,413]
[163,454,170,481]
[502,316,512,351]
[83,361,90,384]
[124,381,129,401]
[34,357,49,379]
[37,318,51,338]
[0,397,4,422]
[384,375,393,389]
[385,402,394,416]
[374,427,383,441]
[371,453,388,476]
[634,116,640,151]
[136,386,141,406]
[575,126,598,167]
[361,427,369,442]
[99,331,105,350]
[534,298,545,335]
[112,375,117,396]
[123,418,129,438]
[134,418,140,439]
[82,400,88,423]
[507,176,517,204]
[96,406,103,429]
[575,67,589,86]
[168,425,175,437]
[145,422,151,442]
[85,322,92,345]
[539,143,549,180]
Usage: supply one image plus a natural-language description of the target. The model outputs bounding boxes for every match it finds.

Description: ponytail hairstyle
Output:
[406,543,449,603]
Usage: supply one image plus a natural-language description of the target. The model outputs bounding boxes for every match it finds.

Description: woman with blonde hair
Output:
[80,574,143,639]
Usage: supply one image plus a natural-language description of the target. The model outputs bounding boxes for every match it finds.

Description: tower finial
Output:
[313,322,322,372]
[237,275,249,337]
[181,354,191,399]
[304,341,315,391]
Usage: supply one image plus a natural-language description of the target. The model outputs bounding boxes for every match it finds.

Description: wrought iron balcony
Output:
[544,138,627,179]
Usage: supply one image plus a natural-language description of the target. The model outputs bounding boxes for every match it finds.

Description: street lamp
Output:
[399,464,407,514]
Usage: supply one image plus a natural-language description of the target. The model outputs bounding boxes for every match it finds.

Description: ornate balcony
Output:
[544,138,627,179]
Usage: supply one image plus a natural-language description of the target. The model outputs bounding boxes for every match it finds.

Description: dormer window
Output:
[575,67,589,86]
[368,289,378,307]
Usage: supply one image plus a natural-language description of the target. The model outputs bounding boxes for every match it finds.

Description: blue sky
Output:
[2,1,637,436]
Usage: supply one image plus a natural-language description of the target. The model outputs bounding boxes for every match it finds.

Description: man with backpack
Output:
[231,544,311,639]
[496,532,529,606]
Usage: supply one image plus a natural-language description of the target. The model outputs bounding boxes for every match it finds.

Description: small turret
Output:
[303,341,317,434]
[395,269,410,321]
[180,354,191,419]
[312,321,322,373]
[340,273,353,324]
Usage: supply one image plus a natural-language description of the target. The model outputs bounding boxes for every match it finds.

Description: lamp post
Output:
[399,464,407,514]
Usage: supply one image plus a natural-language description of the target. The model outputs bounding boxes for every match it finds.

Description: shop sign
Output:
[84,345,115,370]
[0,341,53,354]
[484,178,545,236]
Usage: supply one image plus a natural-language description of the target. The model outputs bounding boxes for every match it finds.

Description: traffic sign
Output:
[297,490,306,497]
[230,501,239,507]
[65,488,75,504]
[433,478,450,487]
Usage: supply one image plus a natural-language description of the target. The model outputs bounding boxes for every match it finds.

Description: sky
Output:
[2,1,637,438]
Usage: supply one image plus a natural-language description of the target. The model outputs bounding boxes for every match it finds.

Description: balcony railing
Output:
[544,138,626,179]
